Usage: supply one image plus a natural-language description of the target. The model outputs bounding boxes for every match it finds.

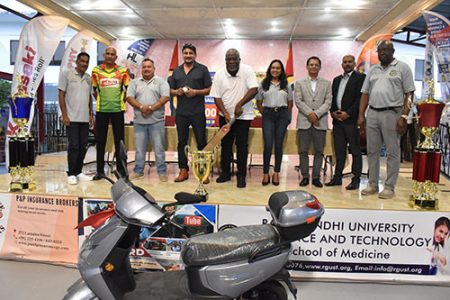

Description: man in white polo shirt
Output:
[210,48,258,188]
[58,52,94,185]
[126,58,170,182]
[358,41,415,199]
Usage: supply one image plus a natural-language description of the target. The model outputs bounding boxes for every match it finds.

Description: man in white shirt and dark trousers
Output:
[210,49,258,188]
[58,52,94,185]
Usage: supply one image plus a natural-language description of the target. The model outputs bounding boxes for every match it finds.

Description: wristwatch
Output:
[148,105,152,111]
[139,104,143,110]
[400,114,408,120]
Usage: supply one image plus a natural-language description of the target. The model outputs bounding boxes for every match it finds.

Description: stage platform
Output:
[0,149,449,211]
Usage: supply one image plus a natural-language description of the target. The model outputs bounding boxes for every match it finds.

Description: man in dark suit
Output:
[325,55,365,190]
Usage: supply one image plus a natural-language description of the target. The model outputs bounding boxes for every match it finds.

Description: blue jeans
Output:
[134,121,167,175]
[262,108,290,173]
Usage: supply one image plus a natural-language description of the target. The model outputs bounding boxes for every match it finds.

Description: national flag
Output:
[168,40,179,114]
[286,40,294,84]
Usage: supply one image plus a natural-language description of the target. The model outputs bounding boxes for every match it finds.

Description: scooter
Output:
[64,142,324,300]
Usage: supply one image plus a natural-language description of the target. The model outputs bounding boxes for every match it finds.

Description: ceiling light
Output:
[339,28,351,37]
[324,7,331,13]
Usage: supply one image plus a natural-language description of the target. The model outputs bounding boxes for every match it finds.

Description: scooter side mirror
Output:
[174,192,206,205]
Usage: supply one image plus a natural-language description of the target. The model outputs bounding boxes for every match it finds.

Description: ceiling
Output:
[11,0,448,43]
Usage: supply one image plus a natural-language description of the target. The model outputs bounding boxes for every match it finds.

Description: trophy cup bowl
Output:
[186,146,215,198]
[417,100,445,149]
[8,96,34,191]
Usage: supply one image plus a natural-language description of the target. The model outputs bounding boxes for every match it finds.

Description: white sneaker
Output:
[67,175,78,185]
[77,173,93,182]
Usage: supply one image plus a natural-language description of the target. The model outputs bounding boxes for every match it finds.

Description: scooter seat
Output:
[181,225,279,266]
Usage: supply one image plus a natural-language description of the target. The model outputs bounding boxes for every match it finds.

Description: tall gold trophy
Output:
[411,80,445,209]
[8,75,36,192]
[185,146,217,198]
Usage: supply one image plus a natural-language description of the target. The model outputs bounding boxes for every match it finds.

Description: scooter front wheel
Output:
[241,280,287,300]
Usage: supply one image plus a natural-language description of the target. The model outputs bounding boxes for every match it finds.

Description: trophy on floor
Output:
[8,75,36,192]
[411,80,445,210]
[185,146,217,198]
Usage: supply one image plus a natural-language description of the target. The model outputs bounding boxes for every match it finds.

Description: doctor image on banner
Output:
[428,216,450,275]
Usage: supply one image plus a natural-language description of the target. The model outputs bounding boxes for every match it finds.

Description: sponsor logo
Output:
[100,78,120,87]
[0,225,5,234]
[184,216,202,227]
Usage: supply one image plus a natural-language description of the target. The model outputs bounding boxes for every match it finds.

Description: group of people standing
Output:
[58,40,414,198]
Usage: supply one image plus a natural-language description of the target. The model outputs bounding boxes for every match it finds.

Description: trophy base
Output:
[10,181,23,192]
[414,198,438,210]
[27,181,36,191]
[194,185,209,200]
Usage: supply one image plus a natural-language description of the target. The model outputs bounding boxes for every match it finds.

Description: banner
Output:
[355,33,393,73]
[8,16,69,135]
[113,39,154,123]
[0,194,80,264]
[423,10,450,103]
[218,205,450,283]
[59,30,94,76]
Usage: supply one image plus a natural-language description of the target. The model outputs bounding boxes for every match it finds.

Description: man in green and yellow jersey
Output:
[91,46,129,180]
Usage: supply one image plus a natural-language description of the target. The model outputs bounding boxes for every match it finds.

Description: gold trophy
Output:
[185,146,217,198]
[8,75,36,192]
[410,80,445,210]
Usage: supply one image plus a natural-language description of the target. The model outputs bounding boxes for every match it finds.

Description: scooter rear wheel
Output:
[241,280,287,300]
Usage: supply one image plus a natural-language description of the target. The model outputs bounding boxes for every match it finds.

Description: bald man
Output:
[91,46,130,180]
[210,49,258,188]
[357,41,415,199]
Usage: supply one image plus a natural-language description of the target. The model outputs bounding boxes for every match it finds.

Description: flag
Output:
[355,33,393,73]
[423,10,450,104]
[8,15,69,136]
[286,41,294,84]
[168,40,179,114]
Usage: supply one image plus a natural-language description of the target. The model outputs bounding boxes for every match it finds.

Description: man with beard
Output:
[325,55,365,190]
[169,43,212,183]
[126,58,170,182]
[91,46,129,180]
[210,48,258,188]
[58,52,94,185]
[357,41,415,199]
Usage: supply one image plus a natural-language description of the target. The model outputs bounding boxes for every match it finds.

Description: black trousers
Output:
[219,116,251,178]
[176,113,207,169]
[67,122,89,176]
[95,111,126,176]
[332,122,362,179]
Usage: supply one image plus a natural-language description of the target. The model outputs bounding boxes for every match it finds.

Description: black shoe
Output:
[216,174,231,183]
[93,173,105,181]
[237,176,246,188]
[312,178,323,188]
[299,178,309,186]
[325,177,342,187]
[346,179,360,190]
